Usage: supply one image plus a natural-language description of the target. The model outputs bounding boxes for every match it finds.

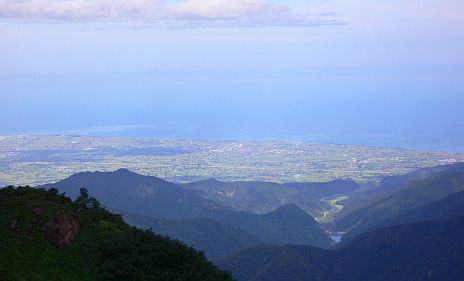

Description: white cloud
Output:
[0,0,344,27]
[165,0,344,28]
[0,0,165,21]
[170,0,280,20]
[301,0,464,28]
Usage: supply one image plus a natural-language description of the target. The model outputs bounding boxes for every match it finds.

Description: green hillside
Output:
[336,167,464,242]
[379,163,464,190]
[0,186,233,281]
[123,214,263,259]
[40,169,222,220]
[379,191,464,228]
[218,217,464,281]
[208,203,334,248]
[182,179,359,216]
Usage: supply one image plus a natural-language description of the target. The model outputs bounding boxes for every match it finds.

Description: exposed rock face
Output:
[43,212,80,248]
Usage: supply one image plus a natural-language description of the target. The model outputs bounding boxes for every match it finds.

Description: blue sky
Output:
[1,0,463,151]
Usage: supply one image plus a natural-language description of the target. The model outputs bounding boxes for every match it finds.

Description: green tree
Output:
[75,188,90,209]
[75,188,102,209]
[88,196,101,209]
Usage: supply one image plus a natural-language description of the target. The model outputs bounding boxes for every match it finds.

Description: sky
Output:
[1,0,464,152]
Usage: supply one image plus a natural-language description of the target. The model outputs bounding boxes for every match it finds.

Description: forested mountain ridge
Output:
[336,167,464,242]
[375,190,464,230]
[40,169,223,219]
[207,203,334,248]
[379,162,464,190]
[219,216,464,281]
[327,163,464,224]
[40,169,333,248]
[182,179,359,216]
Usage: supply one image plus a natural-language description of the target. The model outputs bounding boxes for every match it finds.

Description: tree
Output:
[88,196,101,209]
[75,188,102,209]
[75,188,90,209]
[48,188,59,195]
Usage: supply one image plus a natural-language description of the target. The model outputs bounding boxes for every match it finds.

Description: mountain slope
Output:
[218,217,464,281]
[209,203,334,248]
[40,169,222,219]
[332,163,464,222]
[0,186,233,281]
[217,245,331,281]
[182,180,293,214]
[336,167,464,241]
[379,162,464,190]
[123,213,263,259]
[182,179,359,216]
[378,190,464,228]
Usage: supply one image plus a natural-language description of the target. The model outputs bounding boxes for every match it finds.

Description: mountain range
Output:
[218,189,464,281]
[40,169,222,219]
[41,169,333,249]
[379,162,464,190]
[182,179,359,216]
[336,165,464,242]
[16,162,464,281]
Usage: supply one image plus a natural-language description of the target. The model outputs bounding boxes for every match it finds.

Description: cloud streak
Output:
[0,0,345,27]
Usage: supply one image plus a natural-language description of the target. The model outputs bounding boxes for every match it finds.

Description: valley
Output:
[316,195,348,223]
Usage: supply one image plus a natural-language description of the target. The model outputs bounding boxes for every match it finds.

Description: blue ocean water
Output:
[2,68,463,152]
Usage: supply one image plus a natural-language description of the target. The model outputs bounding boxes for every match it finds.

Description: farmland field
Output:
[1,135,463,186]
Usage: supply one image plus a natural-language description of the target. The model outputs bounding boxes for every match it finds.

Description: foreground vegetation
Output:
[0,186,234,281]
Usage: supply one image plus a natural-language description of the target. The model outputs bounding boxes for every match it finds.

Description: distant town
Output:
[1,135,462,186]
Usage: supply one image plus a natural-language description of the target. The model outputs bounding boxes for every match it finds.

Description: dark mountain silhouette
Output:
[379,190,464,228]
[331,163,464,223]
[336,167,464,242]
[219,216,464,281]
[40,169,223,219]
[208,203,334,248]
